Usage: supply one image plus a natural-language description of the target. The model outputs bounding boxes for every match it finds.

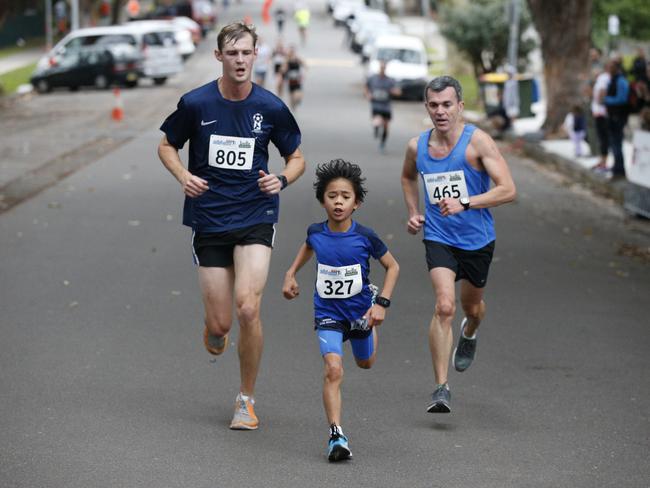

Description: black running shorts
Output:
[192,223,275,267]
[424,240,495,288]
[371,108,392,120]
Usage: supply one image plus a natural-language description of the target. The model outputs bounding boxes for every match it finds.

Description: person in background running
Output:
[365,60,401,152]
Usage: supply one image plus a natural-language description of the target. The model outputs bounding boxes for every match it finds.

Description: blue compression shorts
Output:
[317,328,375,360]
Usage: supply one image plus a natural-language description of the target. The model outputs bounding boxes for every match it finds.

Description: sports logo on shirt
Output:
[252,113,263,133]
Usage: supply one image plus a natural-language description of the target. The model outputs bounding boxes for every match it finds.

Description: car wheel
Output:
[35,79,51,94]
[94,74,109,90]
[69,85,79,92]
[153,77,167,86]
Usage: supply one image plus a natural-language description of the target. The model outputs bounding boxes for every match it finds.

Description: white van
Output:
[37,24,183,86]
[367,34,429,100]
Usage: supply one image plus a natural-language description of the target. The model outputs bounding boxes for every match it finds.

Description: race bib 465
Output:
[423,170,469,203]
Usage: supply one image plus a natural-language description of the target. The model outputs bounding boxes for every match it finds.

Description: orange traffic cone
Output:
[111,88,124,121]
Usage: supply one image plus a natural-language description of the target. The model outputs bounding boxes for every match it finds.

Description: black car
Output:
[31,44,142,93]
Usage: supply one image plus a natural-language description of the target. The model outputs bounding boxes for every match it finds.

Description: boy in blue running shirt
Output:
[282,159,399,462]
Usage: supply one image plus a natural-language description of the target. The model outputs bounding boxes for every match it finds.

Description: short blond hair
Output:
[217,22,258,51]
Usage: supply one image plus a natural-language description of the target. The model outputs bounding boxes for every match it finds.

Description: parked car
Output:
[360,23,403,63]
[169,16,202,45]
[36,24,183,87]
[367,35,429,100]
[153,1,217,37]
[332,0,365,26]
[31,44,141,93]
[122,22,185,81]
[349,10,391,53]
[127,19,195,60]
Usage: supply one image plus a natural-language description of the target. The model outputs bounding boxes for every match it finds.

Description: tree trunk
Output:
[527,0,592,135]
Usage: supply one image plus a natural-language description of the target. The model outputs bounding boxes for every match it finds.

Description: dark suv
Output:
[31,44,142,93]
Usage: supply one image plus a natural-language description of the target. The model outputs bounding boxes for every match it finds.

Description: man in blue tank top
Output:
[401,76,516,414]
[158,22,305,431]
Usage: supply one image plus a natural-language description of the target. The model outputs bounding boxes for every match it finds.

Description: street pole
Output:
[507,0,520,71]
[71,0,80,31]
[421,0,430,17]
[504,0,520,119]
[45,0,53,50]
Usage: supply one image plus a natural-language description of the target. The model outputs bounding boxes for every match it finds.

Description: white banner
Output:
[630,130,650,190]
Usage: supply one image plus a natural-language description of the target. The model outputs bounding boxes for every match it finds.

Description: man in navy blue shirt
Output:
[158,22,305,430]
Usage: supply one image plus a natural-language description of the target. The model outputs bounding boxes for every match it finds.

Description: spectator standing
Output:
[604,59,630,179]
[591,63,611,171]
[564,105,587,158]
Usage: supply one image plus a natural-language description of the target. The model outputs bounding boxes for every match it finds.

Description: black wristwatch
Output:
[375,296,391,308]
[459,197,471,211]
[277,174,288,190]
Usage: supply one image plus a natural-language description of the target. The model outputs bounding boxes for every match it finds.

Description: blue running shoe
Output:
[327,425,352,462]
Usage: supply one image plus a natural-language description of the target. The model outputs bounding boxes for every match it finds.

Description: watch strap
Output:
[278,174,288,190]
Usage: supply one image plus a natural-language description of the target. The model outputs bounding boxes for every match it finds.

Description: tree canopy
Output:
[439,0,536,77]
[593,0,650,41]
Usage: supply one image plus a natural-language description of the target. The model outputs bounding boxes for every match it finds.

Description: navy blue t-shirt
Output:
[306,221,388,323]
[160,81,301,232]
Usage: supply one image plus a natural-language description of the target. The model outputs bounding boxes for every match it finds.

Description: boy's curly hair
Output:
[314,159,367,203]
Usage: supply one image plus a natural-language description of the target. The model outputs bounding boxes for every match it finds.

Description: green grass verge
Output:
[0,62,37,95]
[454,73,480,111]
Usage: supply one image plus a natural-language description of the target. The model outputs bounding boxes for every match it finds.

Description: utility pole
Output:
[71,0,80,31]
[504,0,521,119]
[507,0,520,71]
[45,0,53,50]
[421,0,430,17]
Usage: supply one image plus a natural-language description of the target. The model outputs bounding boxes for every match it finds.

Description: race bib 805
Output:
[208,134,255,171]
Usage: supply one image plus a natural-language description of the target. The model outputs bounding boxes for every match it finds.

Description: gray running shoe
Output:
[453,318,477,372]
[427,384,451,413]
[203,326,228,356]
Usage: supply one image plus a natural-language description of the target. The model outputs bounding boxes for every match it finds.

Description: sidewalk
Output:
[0,48,44,76]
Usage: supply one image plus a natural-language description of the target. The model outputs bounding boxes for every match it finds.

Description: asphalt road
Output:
[1,2,649,487]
